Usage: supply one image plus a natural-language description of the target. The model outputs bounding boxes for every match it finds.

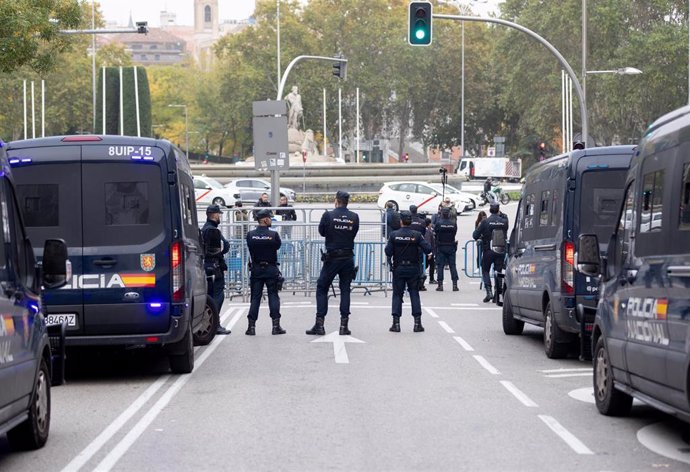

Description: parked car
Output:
[9,136,220,374]
[585,105,690,423]
[194,175,238,208]
[377,181,469,213]
[0,142,70,451]
[224,178,296,202]
[428,183,479,210]
[501,145,635,359]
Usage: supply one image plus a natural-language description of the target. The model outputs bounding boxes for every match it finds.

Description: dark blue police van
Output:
[502,146,635,359]
[580,106,690,421]
[0,140,69,450]
[7,136,217,374]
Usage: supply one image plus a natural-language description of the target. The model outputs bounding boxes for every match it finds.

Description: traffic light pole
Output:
[433,14,588,148]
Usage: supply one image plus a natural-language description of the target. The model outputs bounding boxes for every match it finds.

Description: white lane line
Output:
[451,303,479,307]
[538,415,594,455]
[438,321,455,334]
[546,373,593,378]
[350,302,370,305]
[92,308,244,472]
[539,368,592,373]
[424,308,440,318]
[473,355,501,375]
[500,381,538,407]
[453,336,474,351]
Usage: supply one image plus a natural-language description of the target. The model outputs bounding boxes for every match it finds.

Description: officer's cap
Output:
[206,204,223,214]
[490,202,500,211]
[336,190,350,201]
[409,205,418,213]
[256,209,272,220]
[400,210,412,223]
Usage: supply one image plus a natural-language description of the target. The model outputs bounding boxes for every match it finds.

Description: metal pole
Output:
[277,0,281,89]
[119,66,124,136]
[92,0,96,132]
[569,76,573,150]
[338,87,342,161]
[461,20,465,158]
[23,80,27,140]
[31,81,35,139]
[561,70,566,153]
[435,14,588,148]
[102,66,106,134]
[41,80,45,138]
[185,106,189,160]
[134,67,141,137]
[323,88,327,159]
[582,0,587,144]
[276,55,348,100]
[356,87,360,163]
[688,0,689,105]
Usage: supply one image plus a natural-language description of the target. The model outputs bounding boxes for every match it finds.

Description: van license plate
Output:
[46,314,77,327]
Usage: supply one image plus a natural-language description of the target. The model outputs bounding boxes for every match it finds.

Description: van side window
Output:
[551,190,561,227]
[617,184,636,263]
[640,170,664,233]
[6,185,30,284]
[539,190,551,226]
[180,183,199,240]
[680,163,690,229]
[0,185,9,280]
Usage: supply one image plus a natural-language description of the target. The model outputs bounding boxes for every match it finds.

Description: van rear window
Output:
[579,170,627,243]
[105,182,150,225]
[17,184,59,227]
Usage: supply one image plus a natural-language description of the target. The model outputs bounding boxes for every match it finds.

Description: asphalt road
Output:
[1,202,689,471]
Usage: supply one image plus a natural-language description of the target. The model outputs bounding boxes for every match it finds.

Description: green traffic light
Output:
[415,29,426,40]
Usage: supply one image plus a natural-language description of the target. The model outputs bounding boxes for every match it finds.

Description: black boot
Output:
[389,316,401,332]
[339,317,351,336]
[216,326,231,335]
[436,283,443,291]
[413,315,425,332]
[272,317,286,335]
[306,316,325,335]
[452,281,459,292]
[483,287,494,303]
[245,319,256,336]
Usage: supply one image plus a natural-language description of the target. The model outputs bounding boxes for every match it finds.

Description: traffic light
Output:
[408,2,432,46]
[332,59,347,80]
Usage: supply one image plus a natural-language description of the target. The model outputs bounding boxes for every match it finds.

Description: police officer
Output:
[245,209,285,335]
[408,205,427,290]
[386,211,432,333]
[202,205,232,335]
[473,202,509,303]
[306,191,360,336]
[434,206,459,291]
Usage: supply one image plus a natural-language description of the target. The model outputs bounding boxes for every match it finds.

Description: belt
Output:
[397,260,415,266]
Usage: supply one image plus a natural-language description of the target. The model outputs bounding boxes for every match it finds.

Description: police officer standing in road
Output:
[306,191,359,336]
[473,202,509,303]
[434,206,459,292]
[386,211,432,333]
[202,205,232,335]
[408,205,427,290]
[245,209,286,335]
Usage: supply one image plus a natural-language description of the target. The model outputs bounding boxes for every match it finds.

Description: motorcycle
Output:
[479,186,511,206]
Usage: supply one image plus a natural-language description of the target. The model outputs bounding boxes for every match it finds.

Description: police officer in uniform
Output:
[473,202,509,303]
[408,205,427,290]
[434,206,459,291]
[386,211,432,332]
[245,209,285,335]
[202,205,232,335]
[306,191,360,336]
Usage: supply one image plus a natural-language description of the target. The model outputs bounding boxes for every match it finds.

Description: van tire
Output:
[7,358,51,450]
[593,337,632,416]
[212,197,225,207]
[544,302,569,359]
[502,292,524,335]
[169,322,194,374]
[193,296,219,346]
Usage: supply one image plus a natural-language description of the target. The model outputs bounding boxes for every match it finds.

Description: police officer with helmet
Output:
[473,202,509,303]
[245,209,285,335]
[408,205,427,290]
[202,204,232,335]
[386,210,432,332]
[306,190,360,336]
[434,206,459,291]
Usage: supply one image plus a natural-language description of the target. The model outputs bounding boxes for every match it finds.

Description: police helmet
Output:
[489,202,500,212]
[256,209,272,220]
[400,210,413,224]
[409,205,418,214]
[206,204,223,214]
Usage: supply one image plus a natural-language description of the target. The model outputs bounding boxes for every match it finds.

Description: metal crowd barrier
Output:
[198,206,392,300]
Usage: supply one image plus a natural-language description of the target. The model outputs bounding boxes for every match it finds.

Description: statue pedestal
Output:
[288,128,305,153]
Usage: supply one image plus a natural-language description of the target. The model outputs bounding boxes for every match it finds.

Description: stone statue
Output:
[284,85,303,130]
[301,129,316,156]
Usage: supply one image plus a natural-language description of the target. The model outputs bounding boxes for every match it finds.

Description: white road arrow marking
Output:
[311,331,365,364]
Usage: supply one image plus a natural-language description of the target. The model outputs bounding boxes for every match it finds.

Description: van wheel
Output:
[193,296,219,346]
[169,322,194,374]
[212,197,226,207]
[7,358,51,450]
[544,302,569,359]
[502,292,524,335]
[386,200,398,212]
[593,337,632,416]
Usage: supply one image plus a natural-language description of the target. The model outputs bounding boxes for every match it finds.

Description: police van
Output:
[501,145,635,359]
[7,136,218,374]
[0,140,69,450]
[578,106,690,421]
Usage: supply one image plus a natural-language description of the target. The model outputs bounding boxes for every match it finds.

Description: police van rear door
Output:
[10,145,84,332]
[80,144,171,335]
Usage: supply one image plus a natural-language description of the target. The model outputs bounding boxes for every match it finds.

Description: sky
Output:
[98,1,502,28]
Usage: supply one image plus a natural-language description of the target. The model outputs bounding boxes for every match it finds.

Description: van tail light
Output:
[171,241,185,302]
[562,240,575,295]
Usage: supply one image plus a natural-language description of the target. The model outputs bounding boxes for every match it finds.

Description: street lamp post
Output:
[586,67,643,75]
[168,104,188,160]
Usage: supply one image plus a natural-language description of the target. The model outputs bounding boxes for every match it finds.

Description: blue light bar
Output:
[131,155,143,160]
[149,302,162,308]
[9,158,19,165]
[143,156,154,161]
[21,158,32,163]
